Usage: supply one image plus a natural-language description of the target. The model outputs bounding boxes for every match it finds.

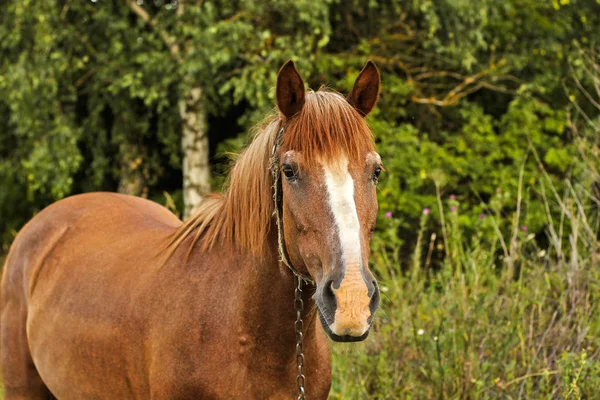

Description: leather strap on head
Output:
[270,124,315,284]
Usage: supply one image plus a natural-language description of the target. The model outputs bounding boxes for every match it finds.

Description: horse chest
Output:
[150,331,330,399]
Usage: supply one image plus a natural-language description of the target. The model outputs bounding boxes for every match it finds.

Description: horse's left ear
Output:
[347,61,380,117]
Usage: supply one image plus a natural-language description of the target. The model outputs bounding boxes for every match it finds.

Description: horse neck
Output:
[225,230,319,359]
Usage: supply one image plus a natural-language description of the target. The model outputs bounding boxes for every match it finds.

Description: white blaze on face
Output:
[323,156,362,268]
[322,156,371,336]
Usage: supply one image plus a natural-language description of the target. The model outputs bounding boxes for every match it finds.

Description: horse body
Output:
[1,60,382,399]
[1,193,330,399]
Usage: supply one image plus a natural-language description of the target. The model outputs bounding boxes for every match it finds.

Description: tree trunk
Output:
[117,141,147,197]
[180,86,210,220]
[115,111,148,198]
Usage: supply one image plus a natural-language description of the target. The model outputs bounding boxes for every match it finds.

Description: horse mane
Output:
[167,88,375,260]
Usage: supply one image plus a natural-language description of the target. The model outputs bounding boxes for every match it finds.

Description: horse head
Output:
[275,60,382,342]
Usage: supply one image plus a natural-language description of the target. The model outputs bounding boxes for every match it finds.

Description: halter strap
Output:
[270,124,315,285]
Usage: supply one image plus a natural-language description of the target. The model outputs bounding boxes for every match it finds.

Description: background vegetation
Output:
[1,0,599,398]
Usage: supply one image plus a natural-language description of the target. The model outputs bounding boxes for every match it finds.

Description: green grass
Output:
[330,170,600,398]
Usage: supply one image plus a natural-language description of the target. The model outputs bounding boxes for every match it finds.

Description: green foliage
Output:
[0,0,331,249]
[1,0,598,251]
[0,2,83,246]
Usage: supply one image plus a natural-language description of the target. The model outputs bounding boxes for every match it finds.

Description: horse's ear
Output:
[348,60,380,117]
[276,60,306,120]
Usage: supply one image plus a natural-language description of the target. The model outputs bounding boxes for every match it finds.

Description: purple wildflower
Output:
[423,208,430,215]
[521,225,527,231]
[479,213,486,219]
[449,194,456,200]
[385,211,392,218]
[451,206,457,212]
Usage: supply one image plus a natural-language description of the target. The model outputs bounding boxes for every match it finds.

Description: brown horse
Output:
[0,60,382,399]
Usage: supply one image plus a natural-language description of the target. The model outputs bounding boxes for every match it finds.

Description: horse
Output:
[0,60,382,399]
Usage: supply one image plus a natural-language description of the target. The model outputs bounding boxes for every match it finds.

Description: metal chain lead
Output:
[294,275,306,399]
[272,123,312,398]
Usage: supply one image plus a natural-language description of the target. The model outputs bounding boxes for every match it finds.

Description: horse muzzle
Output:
[314,276,380,342]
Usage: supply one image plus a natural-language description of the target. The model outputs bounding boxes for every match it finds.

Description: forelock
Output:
[282,89,375,166]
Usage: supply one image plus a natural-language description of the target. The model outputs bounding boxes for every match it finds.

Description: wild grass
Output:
[330,157,600,398]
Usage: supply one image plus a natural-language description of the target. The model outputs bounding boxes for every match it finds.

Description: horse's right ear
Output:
[276,60,305,120]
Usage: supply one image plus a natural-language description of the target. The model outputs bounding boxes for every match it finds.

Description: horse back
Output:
[3,192,180,299]
[1,192,182,398]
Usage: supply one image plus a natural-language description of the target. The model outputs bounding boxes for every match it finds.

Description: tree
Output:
[1,0,598,254]
[0,0,333,248]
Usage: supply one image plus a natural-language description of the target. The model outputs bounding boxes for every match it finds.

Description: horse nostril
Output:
[325,280,335,298]
[367,279,377,297]
[321,279,337,309]
[369,280,380,313]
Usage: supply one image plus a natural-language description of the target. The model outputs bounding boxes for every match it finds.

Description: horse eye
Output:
[373,167,382,182]
[282,164,297,180]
